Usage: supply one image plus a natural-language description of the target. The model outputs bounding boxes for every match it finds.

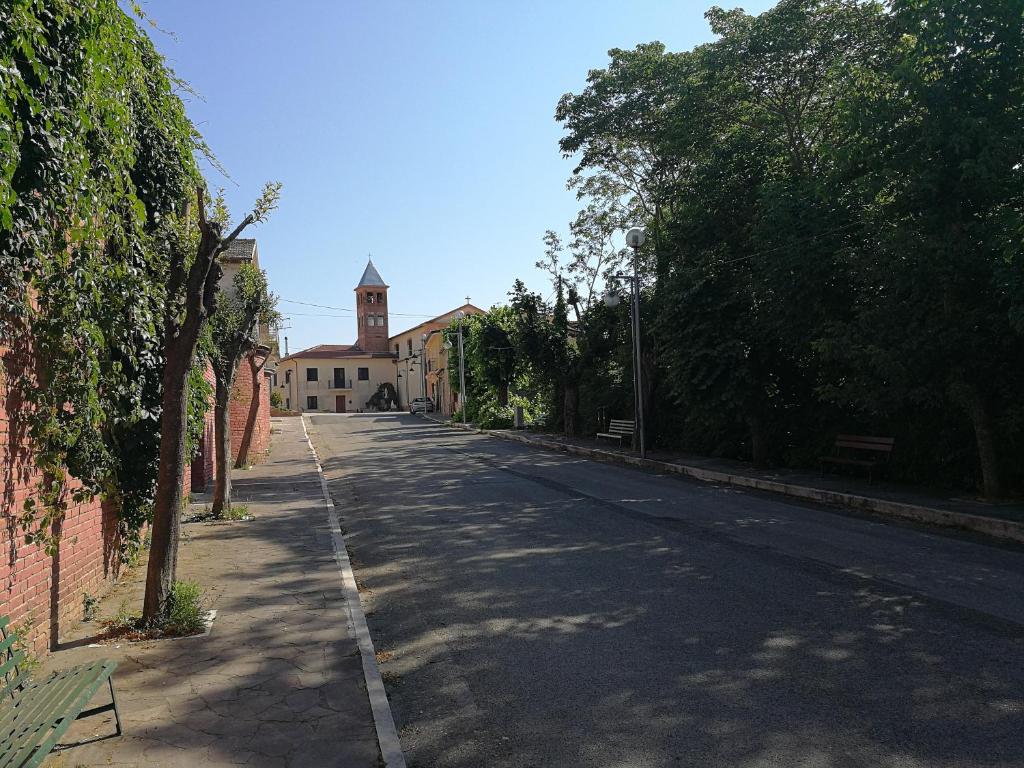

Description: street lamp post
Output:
[603,227,647,459]
[455,311,467,424]
[420,333,429,408]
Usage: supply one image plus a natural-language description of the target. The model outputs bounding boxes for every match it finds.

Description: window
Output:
[285,370,291,383]
[366,292,374,304]
[376,292,383,304]
[307,396,318,410]
[407,339,413,355]
[394,343,399,354]
[358,367,369,381]
[333,368,345,388]
[378,313,385,326]
[306,368,318,382]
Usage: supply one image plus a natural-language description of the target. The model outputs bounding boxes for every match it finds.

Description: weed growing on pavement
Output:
[165,581,207,635]
[10,616,42,675]
[82,593,99,622]
[222,504,251,521]
[98,582,209,641]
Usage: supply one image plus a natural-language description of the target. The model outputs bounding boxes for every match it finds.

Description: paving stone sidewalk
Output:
[40,416,380,768]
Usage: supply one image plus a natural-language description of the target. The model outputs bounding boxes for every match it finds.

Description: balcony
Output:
[327,379,352,390]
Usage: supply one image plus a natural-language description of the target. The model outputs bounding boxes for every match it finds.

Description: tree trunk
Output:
[641,349,656,453]
[142,352,191,623]
[498,381,509,407]
[749,414,769,469]
[965,388,1003,499]
[563,382,579,437]
[142,184,260,625]
[211,373,233,516]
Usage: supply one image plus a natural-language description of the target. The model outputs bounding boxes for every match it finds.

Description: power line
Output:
[711,221,863,267]
[280,297,442,319]
[280,298,352,313]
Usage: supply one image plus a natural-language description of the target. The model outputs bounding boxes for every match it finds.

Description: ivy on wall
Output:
[0,1,212,552]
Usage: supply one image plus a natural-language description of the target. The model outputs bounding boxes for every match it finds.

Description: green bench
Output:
[1,616,122,768]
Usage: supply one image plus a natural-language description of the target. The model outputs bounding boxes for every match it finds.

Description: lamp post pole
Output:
[420,333,428,408]
[628,228,647,459]
[605,227,647,459]
[455,310,467,424]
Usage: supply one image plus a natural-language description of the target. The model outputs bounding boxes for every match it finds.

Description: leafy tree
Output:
[821,0,1024,496]
[460,308,517,408]
[546,0,1023,494]
[367,382,399,411]
[209,261,279,518]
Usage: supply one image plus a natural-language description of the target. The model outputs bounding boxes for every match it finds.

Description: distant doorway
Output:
[336,395,346,413]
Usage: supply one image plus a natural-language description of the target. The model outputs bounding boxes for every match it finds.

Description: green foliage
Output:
[366,382,399,411]
[209,263,279,386]
[475,402,515,430]
[165,580,206,635]
[0,1,213,549]
[270,389,283,409]
[82,592,99,622]
[545,0,1024,492]
[221,504,250,521]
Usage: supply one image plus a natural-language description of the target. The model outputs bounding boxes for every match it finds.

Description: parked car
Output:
[410,397,434,414]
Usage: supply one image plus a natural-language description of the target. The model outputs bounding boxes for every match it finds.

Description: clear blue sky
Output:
[140,1,774,353]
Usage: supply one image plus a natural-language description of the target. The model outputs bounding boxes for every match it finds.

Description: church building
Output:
[278,259,399,413]
[279,258,482,414]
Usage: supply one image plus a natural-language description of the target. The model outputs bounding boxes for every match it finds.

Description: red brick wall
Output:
[230,349,271,467]
[1,344,120,656]
[187,363,217,492]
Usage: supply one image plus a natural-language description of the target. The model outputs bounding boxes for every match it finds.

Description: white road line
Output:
[300,415,407,768]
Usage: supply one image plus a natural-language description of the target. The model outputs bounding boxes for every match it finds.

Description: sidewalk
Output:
[39,416,382,767]
[427,415,1024,544]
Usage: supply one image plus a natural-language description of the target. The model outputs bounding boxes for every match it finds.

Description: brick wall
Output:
[187,363,217,492]
[230,349,271,467]
[1,344,120,656]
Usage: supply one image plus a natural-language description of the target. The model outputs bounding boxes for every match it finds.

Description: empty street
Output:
[309,413,1024,768]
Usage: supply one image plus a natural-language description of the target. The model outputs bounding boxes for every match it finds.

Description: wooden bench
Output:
[597,418,635,448]
[819,434,894,482]
[1,616,122,768]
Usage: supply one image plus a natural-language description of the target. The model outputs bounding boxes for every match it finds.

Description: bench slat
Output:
[0,650,27,697]
[0,635,17,658]
[13,662,117,768]
[835,436,892,448]
[835,434,894,447]
[0,660,116,768]
[820,456,876,467]
[1,669,99,768]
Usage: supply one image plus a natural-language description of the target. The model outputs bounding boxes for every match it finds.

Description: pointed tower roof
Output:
[355,258,388,288]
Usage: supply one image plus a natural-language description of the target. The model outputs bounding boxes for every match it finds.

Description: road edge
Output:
[425,416,1024,546]
[301,415,407,768]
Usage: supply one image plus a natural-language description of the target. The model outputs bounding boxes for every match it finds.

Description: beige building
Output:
[278,258,483,414]
[279,260,399,413]
[390,303,483,415]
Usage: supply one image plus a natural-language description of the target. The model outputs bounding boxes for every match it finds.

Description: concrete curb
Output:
[301,416,407,768]
[429,416,1024,545]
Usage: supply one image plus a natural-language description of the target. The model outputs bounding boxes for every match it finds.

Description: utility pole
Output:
[627,228,646,459]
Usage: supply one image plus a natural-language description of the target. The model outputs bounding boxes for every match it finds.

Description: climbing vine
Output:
[0,1,211,552]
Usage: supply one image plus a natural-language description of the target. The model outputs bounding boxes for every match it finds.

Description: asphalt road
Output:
[308,412,1024,768]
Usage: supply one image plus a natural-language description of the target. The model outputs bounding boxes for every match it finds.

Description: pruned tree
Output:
[209,262,279,518]
[143,182,280,624]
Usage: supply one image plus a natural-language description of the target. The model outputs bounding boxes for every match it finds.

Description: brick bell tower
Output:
[355,257,390,352]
